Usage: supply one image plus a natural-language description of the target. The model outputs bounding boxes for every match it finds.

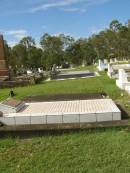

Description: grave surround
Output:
[0,99,121,126]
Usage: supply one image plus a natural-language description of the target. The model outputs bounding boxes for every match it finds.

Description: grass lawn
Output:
[1,128,130,173]
[0,72,124,101]
[1,66,130,172]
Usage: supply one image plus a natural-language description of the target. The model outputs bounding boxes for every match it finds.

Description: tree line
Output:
[5,19,130,72]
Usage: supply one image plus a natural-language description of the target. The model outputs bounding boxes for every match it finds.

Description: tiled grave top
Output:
[12,99,120,115]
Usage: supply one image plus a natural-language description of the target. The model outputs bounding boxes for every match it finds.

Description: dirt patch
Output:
[23,93,104,102]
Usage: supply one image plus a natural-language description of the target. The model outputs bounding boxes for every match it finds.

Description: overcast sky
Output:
[0,0,130,47]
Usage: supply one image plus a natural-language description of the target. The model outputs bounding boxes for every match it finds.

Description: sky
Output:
[0,0,130,47]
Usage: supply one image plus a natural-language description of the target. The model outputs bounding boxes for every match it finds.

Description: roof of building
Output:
[2,98,24,108]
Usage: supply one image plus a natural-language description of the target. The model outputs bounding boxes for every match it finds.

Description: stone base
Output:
[0,70,9,77]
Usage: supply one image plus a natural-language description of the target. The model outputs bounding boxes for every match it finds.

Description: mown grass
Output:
[0,72,122,101]
[1,128,130,173]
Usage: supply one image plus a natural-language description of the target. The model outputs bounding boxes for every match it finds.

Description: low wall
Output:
[0,112,121,126]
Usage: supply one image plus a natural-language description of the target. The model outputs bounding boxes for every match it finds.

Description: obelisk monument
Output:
[0,34,9,79]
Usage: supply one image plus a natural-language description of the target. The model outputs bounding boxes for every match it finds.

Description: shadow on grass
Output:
[0,126,128,139]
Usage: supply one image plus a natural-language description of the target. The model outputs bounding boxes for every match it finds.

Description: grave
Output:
[116,69,130,94]
[107,64,130,78]
[0,99,121,126]
[53,70,96,80]
[97,59,108,71]
[107,63,114,78]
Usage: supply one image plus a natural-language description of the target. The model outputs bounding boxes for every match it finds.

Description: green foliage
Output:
[5,19,130,71]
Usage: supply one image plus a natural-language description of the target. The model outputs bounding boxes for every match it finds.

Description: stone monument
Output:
[0,34,9,79]
[116,69,128,89]
[107,63,113,78]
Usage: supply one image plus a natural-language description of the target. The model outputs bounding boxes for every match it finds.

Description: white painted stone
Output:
[1,99,121,125]
[27,70,32,75]
[80,113,96,123]
[47,114,62,124]
[15,115,31,125]
[98,59,108,71]
[113,112,121,121]
[110,59,114,63]
[0,117,15,125]
[38,68,43,73]
[116,69,128,89]
[104,59,108,64]
[63,114,79,123]
[31,114,46,124]
[96,112,113,122]
[107,63,113,77]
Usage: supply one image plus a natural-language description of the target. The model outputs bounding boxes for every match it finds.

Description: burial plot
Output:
[0,99,121,126]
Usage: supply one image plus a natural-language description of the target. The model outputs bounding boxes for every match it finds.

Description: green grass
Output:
[0,72,122,101]
[1,128,130,173]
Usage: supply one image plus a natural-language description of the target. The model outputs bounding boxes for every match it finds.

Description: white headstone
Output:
[114,58,117,63]
[116,69,128,89]
[38,68,43,73]
[27,70,32,75]
[107,63,113,77]
[104,59,108,64]
[119,69,128,83]
[98,59,105,71]
[110,59,114,64]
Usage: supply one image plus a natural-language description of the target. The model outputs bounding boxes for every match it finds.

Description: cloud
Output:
[8,41,18,47]
[0,29,28,47]
[29,0,110,13]
[3,29,28,39]
[0,0,111,15]
[63,7,87,13]
[30,0,81,13]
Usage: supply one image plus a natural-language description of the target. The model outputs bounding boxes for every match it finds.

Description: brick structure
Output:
[0,34,9,78]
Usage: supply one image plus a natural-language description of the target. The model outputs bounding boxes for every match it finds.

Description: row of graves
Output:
[97,59,130,94]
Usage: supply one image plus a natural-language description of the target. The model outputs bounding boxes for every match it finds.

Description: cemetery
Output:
[0,28,130,172]
[0,43,129,129]
[1,0,130,170]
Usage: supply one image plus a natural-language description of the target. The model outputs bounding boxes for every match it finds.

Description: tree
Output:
[40,33,64,69]
[20,36,35,49]
[109,20,122,32]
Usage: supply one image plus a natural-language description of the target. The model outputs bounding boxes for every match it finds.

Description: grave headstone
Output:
[98,59,106,71]
[116,69,128,89]
[107,63,113,77]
